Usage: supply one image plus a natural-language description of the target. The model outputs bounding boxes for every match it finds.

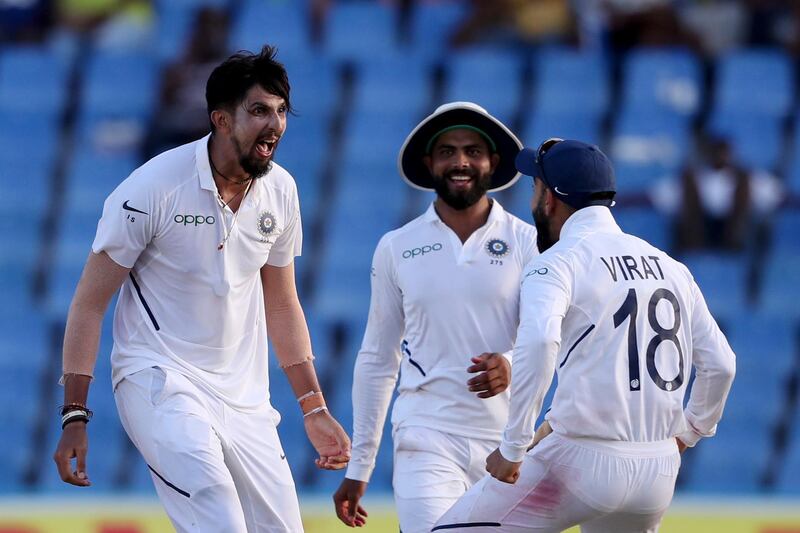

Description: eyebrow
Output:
[435,143,484,151]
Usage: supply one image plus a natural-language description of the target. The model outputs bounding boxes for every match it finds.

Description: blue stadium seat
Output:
[409,1,468,62]
[443,48,523,124]
[680,252,748,317]
[610,111,690,192]
[230,0,312,63]
[532,47,609,118]
[759,251,800,318]
[352,57,432,118]
[713,48,794,119]
[621,48,702,118]
[772,210,800,253]
[777,422,800,494]
[521,110,602,149]
[614,208,671,252]
[0,45,69,114]
[82,50,159,118]
[64,150,138,212]
[325,2,400,62]
[686,409,772,493]
[341,110,417,166]
[283,55,340,121]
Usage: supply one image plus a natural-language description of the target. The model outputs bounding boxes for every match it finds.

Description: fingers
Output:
[53,447,90,487]
[467,353,493,373]
[333,487,369,528]
[316,454,350,470]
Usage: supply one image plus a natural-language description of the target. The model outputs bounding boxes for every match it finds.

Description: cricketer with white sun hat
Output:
[333,102,540,533]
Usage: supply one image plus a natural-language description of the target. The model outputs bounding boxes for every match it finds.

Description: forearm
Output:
[266,297,315,372]
[347,354,399,481]
[500,331,558,462]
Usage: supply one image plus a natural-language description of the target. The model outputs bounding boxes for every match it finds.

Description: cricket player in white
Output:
[332,102,538,533]
[53,47,351,532]
[435,139,736,532]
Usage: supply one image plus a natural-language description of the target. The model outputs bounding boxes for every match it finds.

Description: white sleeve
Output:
[345,237,404,482]
[267,189,302,267]
[499,259,569,462]
[676,280,736,447]
[92,171,158,268]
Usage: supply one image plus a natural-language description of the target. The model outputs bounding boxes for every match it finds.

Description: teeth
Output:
[450,175,471,182]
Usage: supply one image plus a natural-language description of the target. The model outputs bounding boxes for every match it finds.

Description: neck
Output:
[434,195,492,243]
[208,133,251,196]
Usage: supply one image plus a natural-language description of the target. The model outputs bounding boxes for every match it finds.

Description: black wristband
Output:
[61,415,89,430]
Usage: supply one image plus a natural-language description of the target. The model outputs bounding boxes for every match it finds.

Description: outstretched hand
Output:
[333,478,369,527]
[304,410,351,470]
[467,352,511,398]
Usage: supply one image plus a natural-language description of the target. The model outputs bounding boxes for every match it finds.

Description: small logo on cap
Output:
[554,186,569,196]
[486,239,510,258]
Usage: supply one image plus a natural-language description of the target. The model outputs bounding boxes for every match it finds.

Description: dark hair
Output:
[205,45,292,130]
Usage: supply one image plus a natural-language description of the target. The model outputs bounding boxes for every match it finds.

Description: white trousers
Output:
[392,426,498,533]
[434,433,680,533]
[114,367,303,533]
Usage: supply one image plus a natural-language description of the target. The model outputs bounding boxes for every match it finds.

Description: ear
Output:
[210,109,231,133]
[544,187,557,216]
[423,154,433,175]
[489,152,500,174]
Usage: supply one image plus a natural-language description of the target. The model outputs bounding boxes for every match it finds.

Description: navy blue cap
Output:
[515,140,616,209]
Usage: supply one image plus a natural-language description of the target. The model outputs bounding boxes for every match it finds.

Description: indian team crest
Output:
[486,238,511,258]
[257,210,278,237]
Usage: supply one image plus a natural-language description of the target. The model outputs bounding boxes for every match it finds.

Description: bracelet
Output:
[61,409,92,429]
[303,406,328,418]
[297,390,318,403]
[60,403,89,416]
[298,391,325,415]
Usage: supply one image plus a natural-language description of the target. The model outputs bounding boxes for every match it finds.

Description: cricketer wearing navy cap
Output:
[516,138,617,252]
[434,136,735,532]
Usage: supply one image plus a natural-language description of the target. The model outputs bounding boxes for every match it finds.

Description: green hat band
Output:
[425,125,497,154]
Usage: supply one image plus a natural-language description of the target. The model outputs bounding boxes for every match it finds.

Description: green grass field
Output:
[1,497,799,532]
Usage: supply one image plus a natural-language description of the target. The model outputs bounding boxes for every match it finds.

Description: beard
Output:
[532,194,558,252]
[233,136,276,179]
[432,167,492,210]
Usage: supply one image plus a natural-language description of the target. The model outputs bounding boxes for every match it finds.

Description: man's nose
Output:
[454,151,470,168]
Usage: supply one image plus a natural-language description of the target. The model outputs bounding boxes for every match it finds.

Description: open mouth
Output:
[448,174,473,187]
[255,138,277,159]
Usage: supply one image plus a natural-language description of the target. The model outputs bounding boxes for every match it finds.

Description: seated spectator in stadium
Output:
[651,135,784,252]
[145,6,230,157]
[57,0,152,49]
[450,0,577,47]
[0,0,52,43]
[603,0,701,53]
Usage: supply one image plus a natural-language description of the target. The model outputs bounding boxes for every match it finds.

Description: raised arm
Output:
[54,251,131,486]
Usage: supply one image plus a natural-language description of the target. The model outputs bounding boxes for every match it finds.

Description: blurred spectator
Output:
[57,0,152,49]
[604,0,700,53]
[449,0,576,47]
[0,0,52,42]
[145,6,230,157]
[652,135,784,252]
[680,0,748,57]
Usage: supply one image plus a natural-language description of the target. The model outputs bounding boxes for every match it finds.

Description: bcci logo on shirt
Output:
[257,211,277,241]
[486,238,510,258]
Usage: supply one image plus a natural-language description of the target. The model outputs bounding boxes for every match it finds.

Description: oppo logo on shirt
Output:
[402,242,443,259]
[173,214,216,226]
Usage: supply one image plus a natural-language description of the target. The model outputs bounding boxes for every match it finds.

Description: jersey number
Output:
[612,288,684,392]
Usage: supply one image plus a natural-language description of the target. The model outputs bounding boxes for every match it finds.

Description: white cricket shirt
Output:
[346,201,539,481]
[92,134,302,409]
[500,207,736,462]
